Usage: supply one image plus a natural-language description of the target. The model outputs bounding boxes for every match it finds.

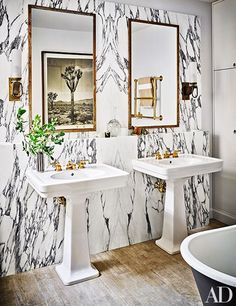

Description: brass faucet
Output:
[78,160,88,169]
[163,150,180,159]
[66,161,76,170]
[163,151,171,159]
[153,151,162,160]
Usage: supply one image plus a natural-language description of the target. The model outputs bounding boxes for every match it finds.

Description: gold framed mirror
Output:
[28,5,96,132]
[128,19,179,129]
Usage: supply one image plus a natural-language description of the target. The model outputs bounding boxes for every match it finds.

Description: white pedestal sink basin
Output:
[27,164,129,285]
[132,154,223,254]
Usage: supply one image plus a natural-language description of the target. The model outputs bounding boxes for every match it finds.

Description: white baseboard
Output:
[212,208,236,225]
[209,209,213,219]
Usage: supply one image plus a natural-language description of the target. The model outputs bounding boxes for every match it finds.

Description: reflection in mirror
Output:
[128,20,179,128]
[28,6,96,132]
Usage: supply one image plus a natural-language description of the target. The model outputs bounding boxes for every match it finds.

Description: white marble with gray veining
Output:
[0,0,206,277]
[0,131,209,276]
[0,0,201,140]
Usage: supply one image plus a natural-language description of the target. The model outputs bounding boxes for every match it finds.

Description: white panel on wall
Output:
[213,69,236,223]
[213,0,236,70]
[212,0,236,224]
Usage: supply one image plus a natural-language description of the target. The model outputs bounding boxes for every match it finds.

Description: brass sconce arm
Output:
[182,82,198,100]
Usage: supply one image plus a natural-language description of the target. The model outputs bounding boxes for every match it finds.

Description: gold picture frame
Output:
[28,5,96,132]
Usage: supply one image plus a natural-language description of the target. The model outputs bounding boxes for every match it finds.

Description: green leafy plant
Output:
[16,108,65,160]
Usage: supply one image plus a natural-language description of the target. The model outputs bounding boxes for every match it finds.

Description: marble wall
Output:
[0,0,201,141]
[0,131,209,276]
[0,0,206,277]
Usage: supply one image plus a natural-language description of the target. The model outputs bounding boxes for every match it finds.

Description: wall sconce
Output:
[182,82,198,100]
[182,62,198,100]
[9,49,23,101]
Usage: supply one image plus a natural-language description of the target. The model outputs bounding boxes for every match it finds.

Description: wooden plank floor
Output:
[0,219,225,306]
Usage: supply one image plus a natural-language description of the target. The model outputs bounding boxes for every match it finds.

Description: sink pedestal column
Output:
[155,178,188,254]
[56,194,99,285]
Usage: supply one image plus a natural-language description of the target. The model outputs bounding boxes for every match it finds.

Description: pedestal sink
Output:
[26,164,129,285]
[132,154,223,254]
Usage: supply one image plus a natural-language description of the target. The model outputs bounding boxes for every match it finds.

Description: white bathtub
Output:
[181,225,236,305]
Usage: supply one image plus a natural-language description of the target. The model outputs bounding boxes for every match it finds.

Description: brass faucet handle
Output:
[78,160,88,169]
[51,161,62,171]
[55,163,62,171]
[163,151,171,159]
[153,151,162,160]
[172,150,180,158]
[66,161,76,170]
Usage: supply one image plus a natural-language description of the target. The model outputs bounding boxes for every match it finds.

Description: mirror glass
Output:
[129,20,179,128]
[29,7,96,132]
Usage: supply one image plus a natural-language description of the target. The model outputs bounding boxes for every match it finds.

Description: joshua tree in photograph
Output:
[61,66,83,124]
[48,92,58,111]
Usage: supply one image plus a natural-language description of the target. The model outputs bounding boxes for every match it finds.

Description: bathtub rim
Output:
[180,225,236,288]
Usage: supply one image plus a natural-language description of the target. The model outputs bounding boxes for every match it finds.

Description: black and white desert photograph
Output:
[42,52,94,131]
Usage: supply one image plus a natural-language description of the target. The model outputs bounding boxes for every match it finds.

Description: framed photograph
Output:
[42,51,96,132]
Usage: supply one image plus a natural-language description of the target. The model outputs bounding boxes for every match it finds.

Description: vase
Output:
[36,152,45,172]
[107,118,121,137]
[107,106,121,137]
